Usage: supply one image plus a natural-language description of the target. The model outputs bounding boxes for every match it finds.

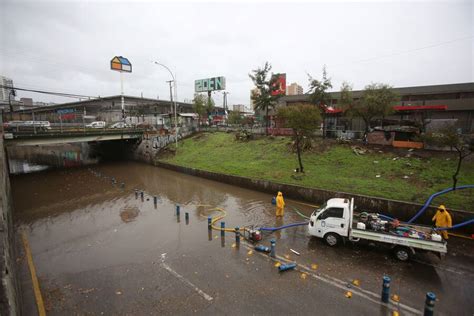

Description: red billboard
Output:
[271,73,286,96]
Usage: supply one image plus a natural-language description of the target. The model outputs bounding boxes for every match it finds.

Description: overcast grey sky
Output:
[0,0,472,107]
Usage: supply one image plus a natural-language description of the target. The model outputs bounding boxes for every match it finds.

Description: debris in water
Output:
[284,254,291,260]
[274,262,281,268]
[290,249,301,256]
[345,291,352,298]
[392,294,400,302]
[247,250,253,256]
[352,279,360,286]
[300,273,307,280]
[311,264,318,270]
[119,207,140,223]
[115,290,122,295]
[376,175,381,178]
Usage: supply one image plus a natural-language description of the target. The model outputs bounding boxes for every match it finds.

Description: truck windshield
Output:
[311,203,326,217]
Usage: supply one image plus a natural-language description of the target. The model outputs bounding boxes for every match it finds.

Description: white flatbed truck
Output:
[307,198,447,261]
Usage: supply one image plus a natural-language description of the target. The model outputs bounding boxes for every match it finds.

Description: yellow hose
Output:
[197,204,248,233]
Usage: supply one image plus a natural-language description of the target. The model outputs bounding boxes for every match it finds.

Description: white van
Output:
[85,121,106,129]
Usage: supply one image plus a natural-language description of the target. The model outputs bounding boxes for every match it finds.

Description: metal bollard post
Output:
[140,191,144,199]
[381,276,391,303]
[185,212,189,223]
[153,196,158,204]
[134,190,138,198]
[176,205,180,216]
[221,222,225,236]
[270,239,276,258]
[208,216,212,229]
[235,227,240,244]
[424,292,436,316]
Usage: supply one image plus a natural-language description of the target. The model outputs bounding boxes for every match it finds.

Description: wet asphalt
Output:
[11,161,474,315]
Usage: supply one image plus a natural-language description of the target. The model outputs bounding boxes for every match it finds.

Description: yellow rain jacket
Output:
[276,192,285,217]
[432,205,452,228]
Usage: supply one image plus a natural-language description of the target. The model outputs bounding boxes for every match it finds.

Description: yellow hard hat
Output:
[438,205,446,211]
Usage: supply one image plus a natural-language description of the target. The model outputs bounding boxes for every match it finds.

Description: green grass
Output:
[160,132,474,211]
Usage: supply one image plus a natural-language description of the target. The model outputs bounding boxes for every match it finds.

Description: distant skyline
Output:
[0,0,472,106]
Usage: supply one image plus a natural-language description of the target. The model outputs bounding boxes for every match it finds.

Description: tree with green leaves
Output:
[340,82,398,133]
[193,94,215,126]
[307,66,333,138]
[278,103,321,173]
[249,62,281,135]
[423,125,472,190]
[227,111,243,125]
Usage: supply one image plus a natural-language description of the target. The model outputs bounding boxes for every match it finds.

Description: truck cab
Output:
[308,198,352,246]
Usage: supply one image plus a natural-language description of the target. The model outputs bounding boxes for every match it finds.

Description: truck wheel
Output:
[394,246,411,262]
[324,233,340,247]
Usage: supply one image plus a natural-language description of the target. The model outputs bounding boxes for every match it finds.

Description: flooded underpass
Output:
[11,161,474,315]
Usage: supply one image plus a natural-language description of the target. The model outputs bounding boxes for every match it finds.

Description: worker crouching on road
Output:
[276,192,285,217]
[432,205,452,240]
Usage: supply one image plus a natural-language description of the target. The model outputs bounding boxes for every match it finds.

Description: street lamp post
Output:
[152,61,178,149]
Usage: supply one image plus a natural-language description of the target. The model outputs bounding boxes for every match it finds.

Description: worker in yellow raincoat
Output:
[276,192,285,217]
[432,205,452,240]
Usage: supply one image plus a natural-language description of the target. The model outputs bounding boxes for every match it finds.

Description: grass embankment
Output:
[160,132,474,211]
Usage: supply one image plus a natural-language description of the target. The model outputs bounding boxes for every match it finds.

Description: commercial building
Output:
[233,104,245,112]
[0,76,14,103]
[286,82,303,96]
[257,82,474,135]
[7,95,194,128]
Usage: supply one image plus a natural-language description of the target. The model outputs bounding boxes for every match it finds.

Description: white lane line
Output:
[241,242,423,315]
[160,253,213,302]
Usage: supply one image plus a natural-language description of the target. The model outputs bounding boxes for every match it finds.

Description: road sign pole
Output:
[120,71,125,124]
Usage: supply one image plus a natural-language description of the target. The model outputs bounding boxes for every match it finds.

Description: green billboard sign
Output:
[195,77,226,93]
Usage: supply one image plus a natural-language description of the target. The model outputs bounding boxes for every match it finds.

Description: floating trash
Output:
[345,291,352,298]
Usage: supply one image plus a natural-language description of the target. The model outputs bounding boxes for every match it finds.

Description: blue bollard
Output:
[235,227,240,244]
[221,222,225,236]
[208,216,212,229]
[176,205,180,216]
[270,239,276,258]
[381,276,391,303]
[278,263,296,272]
[255,245,271,253]
[424,292,436,316]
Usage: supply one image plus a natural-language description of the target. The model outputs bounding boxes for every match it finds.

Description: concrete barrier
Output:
[0,137,21,315]
[156,161,473,234]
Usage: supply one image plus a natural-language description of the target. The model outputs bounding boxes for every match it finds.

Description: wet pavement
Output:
[11,161,474,315]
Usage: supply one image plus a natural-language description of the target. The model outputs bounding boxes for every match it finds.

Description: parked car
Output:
[85,121,106,129]
[110,122,131,128]
[3,120,51,132]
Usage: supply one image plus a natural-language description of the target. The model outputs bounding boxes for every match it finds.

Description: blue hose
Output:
[407,184,474,223]
[260,221,308,232]
[434,218,474,231]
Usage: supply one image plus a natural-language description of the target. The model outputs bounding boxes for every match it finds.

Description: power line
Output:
[0,84,97,99]
[330,35,474,69]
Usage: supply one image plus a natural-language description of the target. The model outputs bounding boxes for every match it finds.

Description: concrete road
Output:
[12,162,474,315]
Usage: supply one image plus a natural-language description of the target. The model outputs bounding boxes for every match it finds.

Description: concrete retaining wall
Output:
[132,129,195,163]
[155,161,474,234]
[0,138,21,315]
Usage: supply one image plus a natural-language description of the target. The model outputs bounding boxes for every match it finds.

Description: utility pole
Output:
[167,80,174,129]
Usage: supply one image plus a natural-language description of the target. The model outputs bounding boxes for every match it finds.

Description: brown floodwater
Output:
[10,161,474,315]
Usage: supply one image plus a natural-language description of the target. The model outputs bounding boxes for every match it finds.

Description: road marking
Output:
[160,253,213,302]
[22,231,46,316]
[241,241,422,315]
